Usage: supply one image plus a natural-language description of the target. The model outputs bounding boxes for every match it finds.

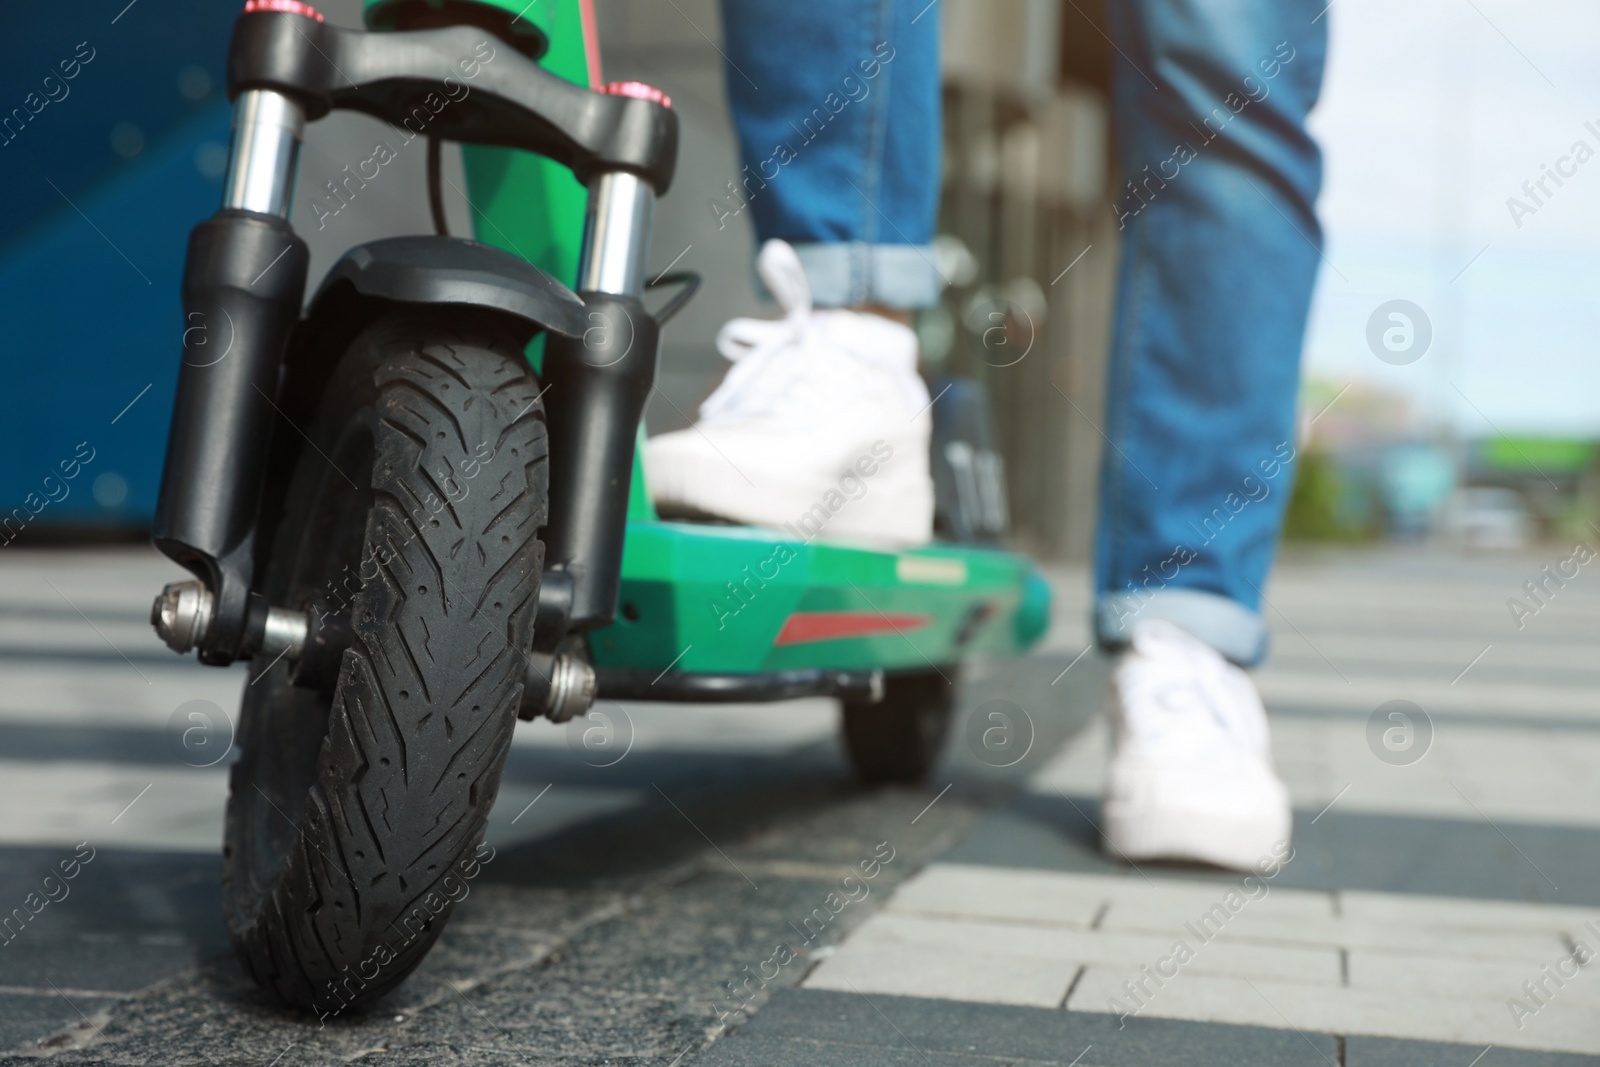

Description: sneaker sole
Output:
[1103,800,1292,872]
[646,428,933,547]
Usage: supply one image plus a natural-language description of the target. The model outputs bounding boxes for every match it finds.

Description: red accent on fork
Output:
[600,81,672,109]
[579,0,603,88]
[242,0,325,20]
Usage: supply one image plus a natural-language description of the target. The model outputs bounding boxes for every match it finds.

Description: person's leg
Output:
[715,0,942,309]
[645,0,943,546]
[1095,0,1328,870]
[1095,0,1329,666]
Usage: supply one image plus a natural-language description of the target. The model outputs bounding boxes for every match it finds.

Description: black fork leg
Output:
[152,89,309,665]
[540,169,660,634]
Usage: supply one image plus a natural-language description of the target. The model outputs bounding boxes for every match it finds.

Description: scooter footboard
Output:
[585,521,1052,679]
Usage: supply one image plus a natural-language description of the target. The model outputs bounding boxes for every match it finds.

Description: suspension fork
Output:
[540,168,659,632]
[157,88,665,655]
[152,88,310,665]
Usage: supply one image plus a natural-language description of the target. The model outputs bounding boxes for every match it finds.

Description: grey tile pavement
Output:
[4,544,1600,1061]
[941,796,1600,907]
[696,987,1339,1066]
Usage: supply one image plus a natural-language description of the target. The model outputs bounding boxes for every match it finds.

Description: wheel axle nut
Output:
[545,653,597,723]
[152,580,214,655]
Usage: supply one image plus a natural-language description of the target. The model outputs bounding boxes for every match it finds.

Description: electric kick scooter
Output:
[149,0,1050,1010]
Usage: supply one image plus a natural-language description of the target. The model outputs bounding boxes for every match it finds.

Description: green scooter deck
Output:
[590,520,1052,674]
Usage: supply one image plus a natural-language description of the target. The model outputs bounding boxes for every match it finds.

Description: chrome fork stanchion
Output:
[222,89,305,217]
[579,170,656,298]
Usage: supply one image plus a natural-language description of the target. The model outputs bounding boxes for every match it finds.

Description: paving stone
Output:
[0,661,246,730]
[1253,672,1600,723]
[1291,918,1566,961]
[0,937,207,997]
[944,798,1600,910]
[1345,1035,1600,1067]
[0,762,227,854]
[808,911,1338,1001]
[724,987,1337,1066]
[1344,946,1599,1002]
[805,920,1083,1007]
[1033,713,1600,829]
[895,863,1333,927]
[809,943,1079,1008]
[886,863,1106,927]
[1338,888,1600,933]
[880,863,1562,963]
[0,995,119,1059]
[693,1033,1057,1066]
[1067,965,1600,1055]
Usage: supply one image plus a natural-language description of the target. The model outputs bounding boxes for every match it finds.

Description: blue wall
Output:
[0,0,236,532]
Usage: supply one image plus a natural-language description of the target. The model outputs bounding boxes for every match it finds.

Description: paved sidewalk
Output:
[716,547,1600,1065]
[3,545,1600,1064]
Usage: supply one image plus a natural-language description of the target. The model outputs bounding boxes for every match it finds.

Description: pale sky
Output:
[1304,0,1600,436]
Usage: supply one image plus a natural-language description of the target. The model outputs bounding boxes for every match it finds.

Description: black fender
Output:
[251,235,587,620]
[275,234,585,430]
[307,234,587,343]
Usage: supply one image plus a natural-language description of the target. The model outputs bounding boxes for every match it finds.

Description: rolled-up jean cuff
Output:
[1094,588,1269,667]
[787,242,942,309]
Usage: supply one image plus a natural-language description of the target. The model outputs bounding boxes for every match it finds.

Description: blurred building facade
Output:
[0,0,1124,561]
[931,0,1115,561]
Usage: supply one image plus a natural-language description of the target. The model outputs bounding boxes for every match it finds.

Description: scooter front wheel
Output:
[222,310,547,1012]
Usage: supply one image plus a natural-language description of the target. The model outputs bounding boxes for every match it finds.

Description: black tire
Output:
[223,310,547,1013]
[840,670,956,784]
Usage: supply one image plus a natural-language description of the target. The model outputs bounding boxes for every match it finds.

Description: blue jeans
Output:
[718,0,942,308]
[1094,1,1328,665]
[721,0,1328,665]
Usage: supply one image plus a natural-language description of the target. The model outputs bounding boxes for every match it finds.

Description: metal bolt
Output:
[544,653,597,723]
[151,579,308,660]
[151,580,214,654]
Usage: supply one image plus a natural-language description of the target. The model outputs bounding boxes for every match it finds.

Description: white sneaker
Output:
[645,240,934,548]
[1102,619,1292,871]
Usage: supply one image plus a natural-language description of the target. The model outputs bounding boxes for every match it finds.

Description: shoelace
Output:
[1126,678,1240,746]
[698,307,817,425]
[702,311,926,426]
[698,238,925,426]
[1117,630,1268,755]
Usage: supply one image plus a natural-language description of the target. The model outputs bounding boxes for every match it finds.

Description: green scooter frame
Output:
[367,0,1053,683]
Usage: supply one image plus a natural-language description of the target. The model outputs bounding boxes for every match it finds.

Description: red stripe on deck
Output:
[773,611,933,646]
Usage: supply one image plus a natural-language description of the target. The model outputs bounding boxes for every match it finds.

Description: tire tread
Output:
[224,313,547,1011]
